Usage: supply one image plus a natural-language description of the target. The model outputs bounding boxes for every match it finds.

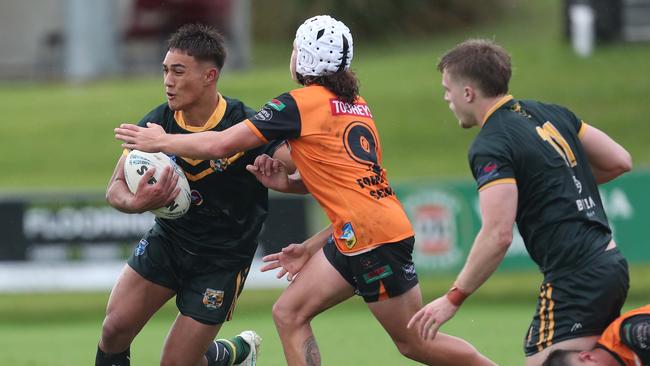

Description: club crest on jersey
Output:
[476,161,500,186]
[210,158,230,172]
[202,288,224,310]
[339,222,357,249]
[210,152,245,172]
[190,190,203,205]
[266,98,286,111]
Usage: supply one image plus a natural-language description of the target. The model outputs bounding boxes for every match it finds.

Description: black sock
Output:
[205,340,232,366]
[96,345,130,366]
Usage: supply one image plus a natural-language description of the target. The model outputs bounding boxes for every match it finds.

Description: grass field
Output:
[1,268,648,366]
[1,1,650,365]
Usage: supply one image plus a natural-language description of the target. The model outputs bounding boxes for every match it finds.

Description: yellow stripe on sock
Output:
[215,339,237,366]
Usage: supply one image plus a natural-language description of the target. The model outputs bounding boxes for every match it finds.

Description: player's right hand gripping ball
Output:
[124,150,191,219]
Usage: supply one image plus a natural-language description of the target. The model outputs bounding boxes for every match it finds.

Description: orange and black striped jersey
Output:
[596,304,650,366]
[245,85,413,255]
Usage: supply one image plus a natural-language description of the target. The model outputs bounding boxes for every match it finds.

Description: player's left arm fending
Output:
[579,124,632,184]
[115,122,266,160]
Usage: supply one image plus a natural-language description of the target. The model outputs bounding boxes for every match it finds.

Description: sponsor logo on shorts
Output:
[570,322,583,332]
[359,255,377,269]
[135,239,149,256]
[362,265,393,284]
[253,107,273,121]
[402,263,417,281]
[339,222,357,249]
[202,288,225,310]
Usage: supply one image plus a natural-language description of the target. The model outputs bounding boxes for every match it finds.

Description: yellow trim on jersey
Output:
[181,157,204,167]
[184,168,213,182]
[174,93,227,132]
[478,178,516,192]
[482,95,514,126]
[578,121,589,138]
[183,152,246,182]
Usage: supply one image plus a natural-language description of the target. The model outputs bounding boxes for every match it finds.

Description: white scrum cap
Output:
[294,15,353,77]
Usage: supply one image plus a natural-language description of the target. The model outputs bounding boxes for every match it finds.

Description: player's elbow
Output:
[205,137,238,159]
[606,146,633,175]
[205,144,226,159]
[490,227,513,252]
[617,150,633,173]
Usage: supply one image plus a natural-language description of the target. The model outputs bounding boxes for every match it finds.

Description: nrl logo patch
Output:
[202,288,224,310]
[253,107,273,121]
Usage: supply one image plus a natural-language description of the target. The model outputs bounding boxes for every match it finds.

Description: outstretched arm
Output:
[580,124,632,184]
[247,150,308,194]
[115,122,265,160]
[260,225,333,281]
[408,183,517,340]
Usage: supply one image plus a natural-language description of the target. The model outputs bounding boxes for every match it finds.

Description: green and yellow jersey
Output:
[134,94,282,267]
[469,95,611,276]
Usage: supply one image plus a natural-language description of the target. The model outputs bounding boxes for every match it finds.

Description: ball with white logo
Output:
[123,150,191,219]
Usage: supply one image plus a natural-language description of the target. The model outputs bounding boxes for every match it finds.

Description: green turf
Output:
[1,265,649,365]
[1,0,649,189]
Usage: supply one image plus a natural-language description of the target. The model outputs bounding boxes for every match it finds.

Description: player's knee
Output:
[394,339,420,360]
[100,315,135,345]
[272,298,308,329]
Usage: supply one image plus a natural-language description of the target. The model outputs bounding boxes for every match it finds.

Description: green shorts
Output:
[323,236,418,303]
[127,226,251,325]
[524,248,629,356]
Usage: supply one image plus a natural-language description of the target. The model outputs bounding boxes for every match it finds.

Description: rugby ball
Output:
[123,150,191,219]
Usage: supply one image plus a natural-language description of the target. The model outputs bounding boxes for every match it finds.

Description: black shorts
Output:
[323,236,419,303]
[524,248,629,356]
[127,227,251,325]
